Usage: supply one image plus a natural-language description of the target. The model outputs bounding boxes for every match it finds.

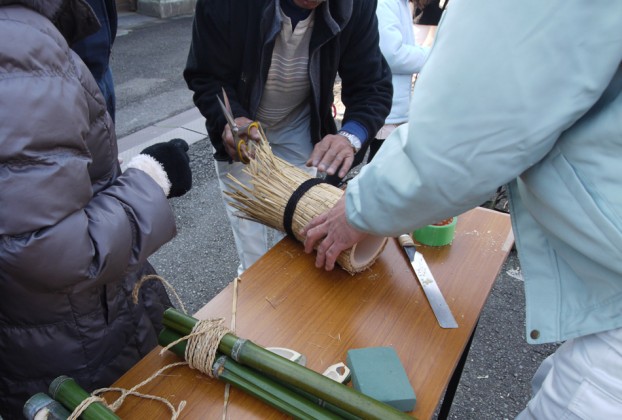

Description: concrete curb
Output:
[118,107,207,169]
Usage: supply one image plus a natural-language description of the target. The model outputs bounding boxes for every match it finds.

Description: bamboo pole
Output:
[23,392,71,420]
[159,328,341,420]
[162,309,413,420]
[160,327,360,419]
[48,376,120,420]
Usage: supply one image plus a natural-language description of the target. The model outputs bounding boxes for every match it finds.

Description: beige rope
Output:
[231,276,239,332]
[96,362,189,413]
[67,362,188,419]
[67,275,190,419]
[132,274,188,314]
[67,395,107,420]
[159,318,231,378]
[222,276,240,420]
[69,275,237,419]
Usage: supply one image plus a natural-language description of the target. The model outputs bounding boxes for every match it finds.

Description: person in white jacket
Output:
[370,0,431,161]
[302,0,622,417]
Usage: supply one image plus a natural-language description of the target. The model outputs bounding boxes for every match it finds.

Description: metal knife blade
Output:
[398,234,459,329]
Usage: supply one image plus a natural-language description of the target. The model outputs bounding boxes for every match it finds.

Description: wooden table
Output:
[109,207,513,419]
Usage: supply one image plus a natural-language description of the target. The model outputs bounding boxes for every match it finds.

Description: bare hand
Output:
[306,134,355,178]
[300,196,368,271]
[222,117,260,162]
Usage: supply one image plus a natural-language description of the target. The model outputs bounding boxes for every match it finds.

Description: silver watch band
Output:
[338,130,362,153]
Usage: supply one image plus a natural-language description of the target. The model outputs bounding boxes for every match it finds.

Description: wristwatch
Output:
[338,130,362,153]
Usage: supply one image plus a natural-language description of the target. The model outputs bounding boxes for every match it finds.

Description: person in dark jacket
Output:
[184,0,392,274]
[0,1,190,417]
[71,0,117,120]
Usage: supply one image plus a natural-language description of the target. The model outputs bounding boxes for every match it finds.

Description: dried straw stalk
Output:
[224,136,387,274]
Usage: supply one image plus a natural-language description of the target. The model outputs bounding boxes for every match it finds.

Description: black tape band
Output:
[283,178,327,238]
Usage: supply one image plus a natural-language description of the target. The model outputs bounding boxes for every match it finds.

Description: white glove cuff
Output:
[126,154,171,197]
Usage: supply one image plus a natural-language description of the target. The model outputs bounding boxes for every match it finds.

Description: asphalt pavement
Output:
[112,11,559,419]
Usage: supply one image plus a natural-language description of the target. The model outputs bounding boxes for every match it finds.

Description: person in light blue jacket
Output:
[370,0,431,161]
[302,0,622,417]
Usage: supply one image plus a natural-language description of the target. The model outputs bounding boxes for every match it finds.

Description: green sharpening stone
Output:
[345,346,416,412]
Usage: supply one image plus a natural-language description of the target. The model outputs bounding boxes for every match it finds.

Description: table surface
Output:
[109,207,513,419]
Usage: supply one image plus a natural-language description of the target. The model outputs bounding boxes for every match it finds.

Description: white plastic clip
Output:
[266,347,307,366]
[322,362,351,384]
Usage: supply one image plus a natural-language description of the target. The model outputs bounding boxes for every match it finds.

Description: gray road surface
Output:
[112,12,559,419]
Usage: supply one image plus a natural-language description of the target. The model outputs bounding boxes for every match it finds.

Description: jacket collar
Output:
[317,0,353,32]
[267,0,353,32]
[0,0,100,44]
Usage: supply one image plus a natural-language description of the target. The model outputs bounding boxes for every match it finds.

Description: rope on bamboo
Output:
[63,275,241,419]
[160,318,232,379]
[62,276,192,419]
[67,395,107,420]
[66,362,188,420]
[134,275,234,378]
[283,178,327,237]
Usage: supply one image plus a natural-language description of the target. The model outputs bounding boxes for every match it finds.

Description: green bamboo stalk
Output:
[160,327,360,419]
[23,392,71,420]
[48,376,120,420]
[159,328,340,420]
[162,308,414,420]
[223,355,360,420]
[216,356,338,420]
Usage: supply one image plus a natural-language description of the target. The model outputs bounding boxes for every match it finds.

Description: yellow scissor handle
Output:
[246,121,260,135]
[236,138,250,164]
[236,121,261,164]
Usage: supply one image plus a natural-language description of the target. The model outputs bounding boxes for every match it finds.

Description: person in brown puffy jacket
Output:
[0,1,191,417]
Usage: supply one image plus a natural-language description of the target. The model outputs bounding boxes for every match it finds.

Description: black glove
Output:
[140,138,192,198]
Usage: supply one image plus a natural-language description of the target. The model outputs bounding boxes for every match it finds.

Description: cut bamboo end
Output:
[48,376,120,420]
[224,136,387,274]
[344,236,389,273]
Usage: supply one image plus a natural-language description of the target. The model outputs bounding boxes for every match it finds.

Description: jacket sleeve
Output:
[376,0,429,75]
[338,0,393,143]
[346,0,622,236]
[0,17,176,293]
[183,0,252,159]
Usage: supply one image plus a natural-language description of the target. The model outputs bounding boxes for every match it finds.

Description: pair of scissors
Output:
[217,88,260,164]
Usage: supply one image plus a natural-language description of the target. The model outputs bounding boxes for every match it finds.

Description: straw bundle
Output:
[224,136,387,274]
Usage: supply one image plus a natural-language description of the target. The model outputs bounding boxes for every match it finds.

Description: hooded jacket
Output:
[0,1,176,417]
[184,0,393,161]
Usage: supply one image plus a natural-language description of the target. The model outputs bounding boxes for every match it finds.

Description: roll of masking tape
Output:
[413,217,458,247]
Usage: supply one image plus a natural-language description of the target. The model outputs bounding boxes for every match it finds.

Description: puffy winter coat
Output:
[0,1,176,417]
